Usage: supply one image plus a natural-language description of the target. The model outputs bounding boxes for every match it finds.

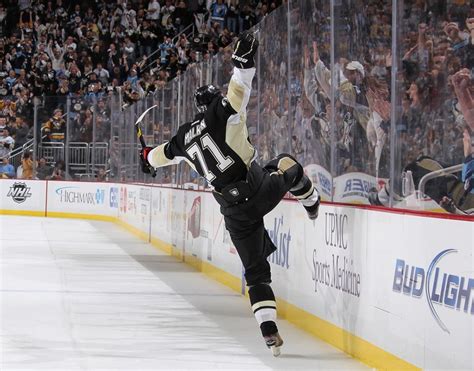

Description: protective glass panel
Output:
[35,96,67,180]
[178,64,199,188]
[154,84,176,186]
[289,0,332,201]
[109,92,122,182]
[332,0,392,204]
[258,4,290,162]
[21,2,471,218]
[390,1,473,214]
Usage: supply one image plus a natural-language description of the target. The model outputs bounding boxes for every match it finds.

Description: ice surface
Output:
[0,216,368,370]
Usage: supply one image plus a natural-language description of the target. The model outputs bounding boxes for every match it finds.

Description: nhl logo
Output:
[7,182,32,203]
[229,188,239,197]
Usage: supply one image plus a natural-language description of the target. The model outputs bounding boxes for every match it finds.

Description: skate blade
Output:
[269,344,282,357]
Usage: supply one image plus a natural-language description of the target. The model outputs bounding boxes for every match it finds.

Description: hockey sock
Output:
[290,175,320,208]
[249,283,278,337]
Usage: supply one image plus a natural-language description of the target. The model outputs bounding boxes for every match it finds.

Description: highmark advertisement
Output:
[47,181,117,217]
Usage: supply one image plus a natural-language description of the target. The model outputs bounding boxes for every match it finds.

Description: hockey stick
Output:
[135,104,158,178]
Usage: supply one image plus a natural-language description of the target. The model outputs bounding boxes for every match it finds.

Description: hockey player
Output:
[139,31,320,356]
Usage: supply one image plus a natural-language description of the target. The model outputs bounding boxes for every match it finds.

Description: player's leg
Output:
[249,282,283,356]
[264,153,321,219]
[224,216,283,356]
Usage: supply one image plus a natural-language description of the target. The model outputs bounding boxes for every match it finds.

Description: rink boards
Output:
[1,179,473,370]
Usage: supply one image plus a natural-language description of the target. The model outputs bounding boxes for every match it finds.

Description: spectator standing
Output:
[13,116,29,150]
[0,126,14,159]
[121,3,138,31]
[210,0,228,30]
[0,156,14,178]
[173,1,193,33]
[147,0,161,21]
[46,40,65,72]
[161,1,176,29]
[122,36,136,65]
[226,0,239,33]
[239,5,257,32]
[20,151,33,179]
[52,160,65,180]
[42,108,66,142]
[93,63,110,86]
[90,44,103,67]
[159,37,174,66]
[138,20,160,57]
[106,43,120,72]
[36,156,53,180]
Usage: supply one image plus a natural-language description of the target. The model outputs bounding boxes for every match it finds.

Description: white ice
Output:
[0,216,369,370]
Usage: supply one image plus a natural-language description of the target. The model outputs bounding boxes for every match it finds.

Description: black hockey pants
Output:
[213,154,304,286]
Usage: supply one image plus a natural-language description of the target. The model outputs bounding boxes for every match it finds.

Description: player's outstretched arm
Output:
[139,141,182,173]
[227,31,259,114]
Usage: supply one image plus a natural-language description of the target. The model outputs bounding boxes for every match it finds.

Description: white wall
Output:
[2,179,472,369]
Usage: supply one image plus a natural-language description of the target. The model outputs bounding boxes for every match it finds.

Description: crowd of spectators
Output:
[251,0,473,182]
[0,0,472,213]
[183,0,471,212]
[0,0,282,174]
[284,0,473,212]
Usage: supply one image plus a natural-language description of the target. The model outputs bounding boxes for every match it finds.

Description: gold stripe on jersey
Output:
[227,79,246,113]
[225,114,255,169]
[277,157,298,172]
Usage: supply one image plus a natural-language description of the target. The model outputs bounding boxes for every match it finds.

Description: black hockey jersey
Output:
[148,67,256,190]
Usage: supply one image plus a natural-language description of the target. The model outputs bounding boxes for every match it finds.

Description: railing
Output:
[67,142,109,178]
[141,23,196,75]
[7,134,48,168]
[68,142,90,175]
[419,164,464,199]
[171,23,196,45]
[38,143,65,166]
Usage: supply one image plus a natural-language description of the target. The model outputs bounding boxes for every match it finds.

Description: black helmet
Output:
[194,85,221,113]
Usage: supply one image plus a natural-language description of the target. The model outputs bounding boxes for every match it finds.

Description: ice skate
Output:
[264,332,284,357]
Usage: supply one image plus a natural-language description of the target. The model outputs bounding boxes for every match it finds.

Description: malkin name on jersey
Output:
[184,119,207,145]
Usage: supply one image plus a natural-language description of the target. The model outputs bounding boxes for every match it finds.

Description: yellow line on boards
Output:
[276,299,420,371]
[0,209,420,370]
[46,211,117,222]
[0,209,45,217]
[150,236,243,294]
[113,218,149,241]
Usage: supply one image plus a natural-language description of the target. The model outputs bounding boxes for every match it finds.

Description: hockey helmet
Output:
[194,85,221,113]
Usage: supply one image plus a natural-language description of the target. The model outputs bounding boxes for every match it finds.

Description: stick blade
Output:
[134,104,158,127]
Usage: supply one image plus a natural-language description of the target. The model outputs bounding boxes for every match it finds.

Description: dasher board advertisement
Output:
[0,179,46,214]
